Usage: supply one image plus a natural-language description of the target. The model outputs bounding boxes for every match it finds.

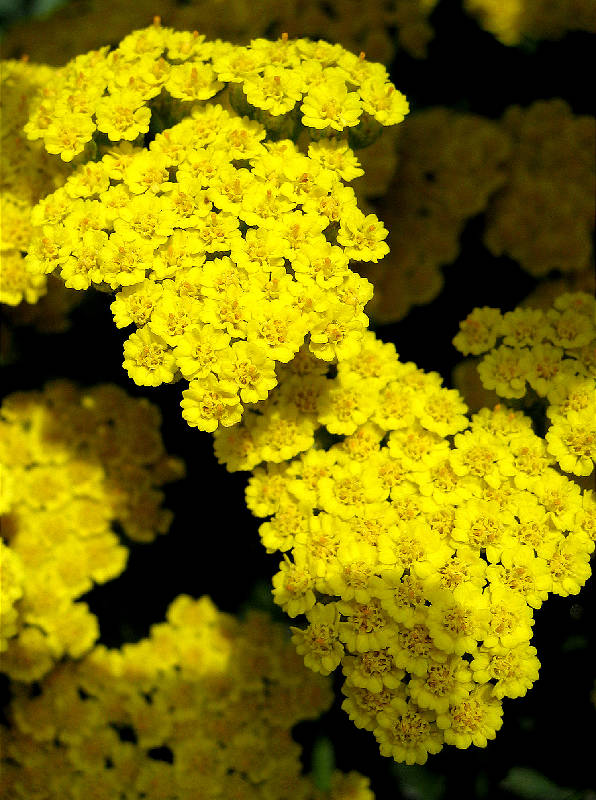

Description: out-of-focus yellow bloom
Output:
[484,100,595,278]
[1,595,371,799]
[0,382,183,681]
[464,0,596,46]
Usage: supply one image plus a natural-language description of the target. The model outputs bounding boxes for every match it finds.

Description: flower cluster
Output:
[0,60,70,309]
[464,0,596,46]
[24,21,408,161]
[23,24,408,432]
[483,100,595,278]
[0,381,184,681]
[242,327,594,763]
[1,594,374,800]
[359,108,512,322]
[454,292,596,478]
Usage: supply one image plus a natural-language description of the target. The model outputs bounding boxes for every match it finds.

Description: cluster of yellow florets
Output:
[0,60,70,308]
[24,21,408,161]
[360,108,512,322]
[484,100,595,278]
[464,0,596,46]
[1,594,374,800]
[454,292,596,478]
[0,381,184,682]
[241,326,594,764]
[23,23,408,432]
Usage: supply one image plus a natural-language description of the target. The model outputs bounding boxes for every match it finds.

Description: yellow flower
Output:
[172,324,230,381]
[426,584,490,655]
[95,90,152,141]
[122,326,177,387]
[436,685,503,749]
[110,281,163,328]
[99,233,154,289]
[246,300,308,363]
[291,602,344,675]
[337,209,390,262]
[307,139,364,182]
[483,583,535,649]
[545,409,596,476]
[375,702,444,765]
[180,375,242,432]
[243,65,304,115]
[123,152,171,195]
[301,79,363,130]
[471,643,540,699]
[359,80,410,126]
[165,62,224,102]
[477,345,532,398]
[309,305,366,362]
[214,341,277,404]
[338,597,395,653]
[272,553,317,617]
[412,387,469,437]
[44,114,95,161]
[316,375,376,436]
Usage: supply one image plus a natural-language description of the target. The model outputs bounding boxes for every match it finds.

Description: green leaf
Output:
[312,736,335,792]
[501,767,582,800]
[391,763,446,800]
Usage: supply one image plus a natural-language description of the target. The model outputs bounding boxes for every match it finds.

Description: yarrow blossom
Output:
[24,21,408,433]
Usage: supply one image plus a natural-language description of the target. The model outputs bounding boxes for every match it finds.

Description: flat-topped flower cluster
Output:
[1,594,374,800]
[242,321,594,763]
[0,381,184,682]
[454,292,596,477]
[0,60,70,309]
[23,22,408,431]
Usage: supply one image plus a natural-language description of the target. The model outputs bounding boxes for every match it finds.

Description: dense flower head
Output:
[240,326,592,763]
[454,292,596,478]
[0,60,72,313]
[483,100,595,278]
[0,594,374,800]
[0,381,184,681]
[23,23,409,432]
